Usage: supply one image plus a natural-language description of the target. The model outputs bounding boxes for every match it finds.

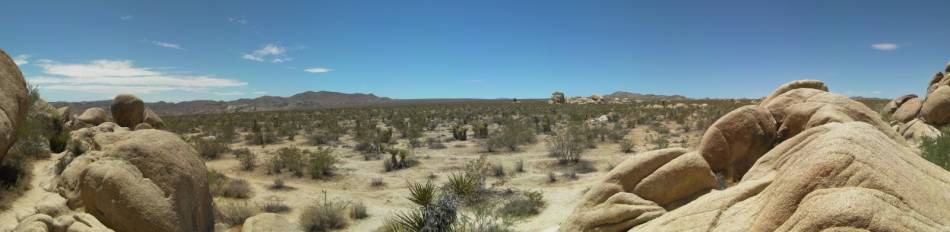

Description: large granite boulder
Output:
[0,49,29,162]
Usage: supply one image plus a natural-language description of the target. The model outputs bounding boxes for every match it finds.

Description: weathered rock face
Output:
[241,213,302,232]
[882,94,919,117]
[54,127,214,232]
[0,49,29,162]
[892,96,922,123]
[142,108,164,129]
[898,119,941,142]
[565,80,950,232]
[922,85,950,126]
[761,79,828,105]
[110,94,145,128]
[698,105,776,181]
[76,108,108,126]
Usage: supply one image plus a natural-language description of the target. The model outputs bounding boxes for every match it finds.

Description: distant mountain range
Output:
[50,90,692,116]
[51,91,394,116]
[603,91,688,101]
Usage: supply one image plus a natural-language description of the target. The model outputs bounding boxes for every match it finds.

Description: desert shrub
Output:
[514,160,524,173]
[453,203,514,232]
[921,128,950,171]
[548,127,587,164]
[384,148,417,172]
[473,122,489,139]
[445,172,481,203]
[270,178,287,190]
[408,181,436,207]
[498,190,545,218]
[620,139,635,153]
[387,194,459,232]
[492,164,505,178]
[651,134,669,149]
[217,178,253,199]
[452,124,468,141]
[262,199,291,213]
[350,201,369,219]
[194,137,230,160]
[308,130,340,146]
[269,147,306,176]
[245,121,277,146]
[233,148,256,171]
[485,120,536,152]
[371,177,385,188]
[308,147,338,179]
[207,169,227,193]
[300,192,349,232]
[547,172,557,183]
[216,200,258,226]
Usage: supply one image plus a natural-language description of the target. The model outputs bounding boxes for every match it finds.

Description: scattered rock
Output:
[892,96,922,123]
[898,119,941,142]
[142,108,163,129]
[922,85,950,126]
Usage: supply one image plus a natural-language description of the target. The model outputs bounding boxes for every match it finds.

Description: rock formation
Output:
[563,80,950,232]
[47,123,214,232]
[0,49,29,162]
[241,213,302,232]
[880,61,950,143]
[75,107,108,126]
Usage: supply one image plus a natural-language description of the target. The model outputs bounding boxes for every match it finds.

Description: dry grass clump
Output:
[300,191,349,232]
[216,200,258,226]
[261,199,292,213]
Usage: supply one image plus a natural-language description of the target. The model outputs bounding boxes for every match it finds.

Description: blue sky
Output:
[2,0,950,102]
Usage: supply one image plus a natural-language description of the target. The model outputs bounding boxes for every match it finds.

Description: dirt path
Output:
[0,154,59,230]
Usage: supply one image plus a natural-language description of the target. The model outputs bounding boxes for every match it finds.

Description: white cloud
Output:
[228,17,247,24]
[151,40,184,50]
[214,91,244,96]
[871,43,898,51]
[28,59,245,95]
[13,54,29,65]
[305,67,332,74]
[120,15,133,20]
[242,44,291,63]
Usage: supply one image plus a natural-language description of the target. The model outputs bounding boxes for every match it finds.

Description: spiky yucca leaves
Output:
[408,181,436,207]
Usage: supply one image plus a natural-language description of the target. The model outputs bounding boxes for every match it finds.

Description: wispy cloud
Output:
[871,43,899,51]
[120,15,133,20]
[151,40,185,50]
[228,17,247,24]
[242,44,291,63]
[13,54,29,65]
[28,59,245,94]
[214,91,244,96]
[305,67,332,74]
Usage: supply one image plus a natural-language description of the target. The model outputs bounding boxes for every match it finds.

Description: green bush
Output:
[308,147,338,179]
[233,148,256,171]
[485,120,536,152]
[498,191,545,218]
[218,179,253,199]
[920,128,950,171]
[194,137,230,160]
[270,147,306,176]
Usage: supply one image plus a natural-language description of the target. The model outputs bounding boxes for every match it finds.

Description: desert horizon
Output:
[2,1,950,232]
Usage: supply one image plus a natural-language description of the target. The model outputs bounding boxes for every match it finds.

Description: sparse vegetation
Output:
[300,191,349,232]
[921,127,950,171]
[216,200,258,225]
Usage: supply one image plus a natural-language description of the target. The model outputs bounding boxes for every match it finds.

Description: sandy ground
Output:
[0,122,699,232]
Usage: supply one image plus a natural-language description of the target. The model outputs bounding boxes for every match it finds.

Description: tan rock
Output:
[891,96,922,123]
[764,88,905,144]
[75,108,108,126]
[882,94,919,117]
[760,79,828,106]
[928,72,945,93]
[632,152,718,207]
[142,108,163,129]
[34,194,69,217]
[241,213,302,232]
[898,119,941,142]
[630,122,950,231]
[921,85,950,126]
[56,129,212,232]
[67,213,114,232]
[698,105,776,181]
[0,48,30,162]
[562,148,688,232]
[109,94,145,128]
[14,214,53,232]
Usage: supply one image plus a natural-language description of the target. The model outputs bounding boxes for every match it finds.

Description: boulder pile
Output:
[881,61,950,142]
[563,80,950,231]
